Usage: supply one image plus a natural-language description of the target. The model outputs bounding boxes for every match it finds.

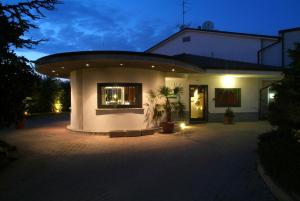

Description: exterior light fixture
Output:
[151,65,155,68]
[269,93,275,99]
[172,68,175,72]
[222,75,235,88]
[120,63,124,67]
[180,122,186,130]
[85,63,90,67]
[52,70,56,73]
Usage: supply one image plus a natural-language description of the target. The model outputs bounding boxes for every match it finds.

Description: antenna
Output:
[180,0,188,29]
[182,0,187,26]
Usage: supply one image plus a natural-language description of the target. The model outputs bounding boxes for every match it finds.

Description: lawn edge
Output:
[257,160,299,201]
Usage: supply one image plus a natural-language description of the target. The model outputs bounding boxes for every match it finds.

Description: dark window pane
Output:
[182,36,191,43]
[215,88,241,107]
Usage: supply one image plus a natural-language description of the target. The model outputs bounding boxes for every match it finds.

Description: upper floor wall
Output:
[259,42,282,66]
[281,28,300,66]
[260,27,300,67]
[147,29,279,64]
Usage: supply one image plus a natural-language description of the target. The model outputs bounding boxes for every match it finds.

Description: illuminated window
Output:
[97,83,142,108]
[215,88,241,107]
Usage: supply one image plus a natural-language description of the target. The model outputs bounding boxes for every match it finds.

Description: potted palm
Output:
[224,107,234,124]
[145,86,185,133]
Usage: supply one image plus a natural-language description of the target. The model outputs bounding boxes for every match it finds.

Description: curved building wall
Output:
[70,67,165,132]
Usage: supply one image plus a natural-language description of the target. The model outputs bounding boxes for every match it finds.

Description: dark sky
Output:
[13,0,300,60]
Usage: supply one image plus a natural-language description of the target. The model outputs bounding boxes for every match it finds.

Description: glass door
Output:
[189,85,208,122]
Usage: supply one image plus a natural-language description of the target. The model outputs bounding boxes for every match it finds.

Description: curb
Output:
[257,160,300,201]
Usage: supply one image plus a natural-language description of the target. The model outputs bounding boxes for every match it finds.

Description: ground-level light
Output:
[180,122,186,130]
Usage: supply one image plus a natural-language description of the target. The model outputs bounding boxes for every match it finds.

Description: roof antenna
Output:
[178,0,189,30]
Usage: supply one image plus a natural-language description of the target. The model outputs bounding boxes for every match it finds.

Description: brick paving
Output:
[0,118,276,201]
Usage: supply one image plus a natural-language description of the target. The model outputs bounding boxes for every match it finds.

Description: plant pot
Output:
[224,116,234,124]
[16,118,26,129]
[161,122,175,133]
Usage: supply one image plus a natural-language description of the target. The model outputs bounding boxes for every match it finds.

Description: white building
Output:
[36,26,300,133]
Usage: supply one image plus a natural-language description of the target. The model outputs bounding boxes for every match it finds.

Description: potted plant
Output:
[145,86,185,133]
[224,107,234,124]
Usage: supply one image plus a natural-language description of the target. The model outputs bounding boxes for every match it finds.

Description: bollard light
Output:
[180,122,186,130]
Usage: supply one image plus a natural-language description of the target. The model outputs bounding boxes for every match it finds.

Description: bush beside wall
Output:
[258,132,300,195]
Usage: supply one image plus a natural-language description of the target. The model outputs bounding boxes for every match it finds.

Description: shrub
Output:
[224,108,235,118]
[258,131,300,194]
[268,43,300,140]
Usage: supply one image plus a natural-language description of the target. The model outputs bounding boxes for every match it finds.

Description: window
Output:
[97,83,142,108]
[215,88,241,107]
[182,36,191,43]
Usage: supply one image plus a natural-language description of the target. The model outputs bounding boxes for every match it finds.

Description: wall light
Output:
[52,70,56,73]
[151,65,155,68]
[222,75,235,88]
[85,63,90,67]
[172,68,175,72]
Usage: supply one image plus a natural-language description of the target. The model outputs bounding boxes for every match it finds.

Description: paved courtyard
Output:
[0,117,275,201]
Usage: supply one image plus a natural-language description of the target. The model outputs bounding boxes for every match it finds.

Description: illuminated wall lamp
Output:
[222,75,235,88]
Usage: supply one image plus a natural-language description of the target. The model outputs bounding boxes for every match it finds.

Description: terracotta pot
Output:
[224,116,234,124]
[16,118,26,129]
[161,122,175,133]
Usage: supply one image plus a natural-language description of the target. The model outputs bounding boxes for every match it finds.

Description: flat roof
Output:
[35,51,284,79]
[35,51,203,78]
[279,27,300,33]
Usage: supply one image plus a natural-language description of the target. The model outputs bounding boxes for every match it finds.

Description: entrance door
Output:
[189,85,208,122]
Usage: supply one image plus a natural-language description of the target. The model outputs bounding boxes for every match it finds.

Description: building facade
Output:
[36,27,300,133]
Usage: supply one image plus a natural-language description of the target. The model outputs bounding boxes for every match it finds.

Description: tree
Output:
[0,0,60,127]
[268,43,300,139]
[28,78,70,113]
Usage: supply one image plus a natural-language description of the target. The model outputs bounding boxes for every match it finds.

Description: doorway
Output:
[189,85,208,122]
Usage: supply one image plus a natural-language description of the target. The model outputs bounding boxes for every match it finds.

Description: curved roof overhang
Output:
[35,51,203,78]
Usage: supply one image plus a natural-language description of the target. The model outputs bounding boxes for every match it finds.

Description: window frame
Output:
[97,83,142,109]
[215,88,241,108]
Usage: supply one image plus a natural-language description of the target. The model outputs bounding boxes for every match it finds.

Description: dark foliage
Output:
[258,132,300,194]
[0,0,59,50]
[60,81,71,112]
[0,53,37,127]
[0,0,60,127]
[224,108,235,118]
[268,43,300,139]
[28,78,70,113]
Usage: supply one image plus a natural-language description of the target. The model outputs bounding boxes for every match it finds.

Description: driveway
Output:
[0,117,275,201]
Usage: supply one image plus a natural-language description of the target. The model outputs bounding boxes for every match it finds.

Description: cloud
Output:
[15,50,48,61]
[22,0,177,57]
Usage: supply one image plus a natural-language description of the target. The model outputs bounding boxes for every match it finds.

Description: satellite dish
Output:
[202,21,215,30]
